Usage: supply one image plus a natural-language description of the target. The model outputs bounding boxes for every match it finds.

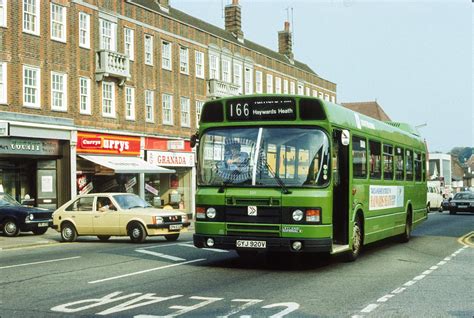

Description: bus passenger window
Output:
[406,150,413,181]
[352,136,367,179]
[369,140,381,179]
[395,147,404,180]
[414,152,422,181]
[383,144,394,180]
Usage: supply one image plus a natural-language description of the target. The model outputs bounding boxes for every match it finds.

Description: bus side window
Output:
[395,147,404,180]
[414,152,422,181]
[383,144,394,180]
[406,150,413,181]
[352,136,367,179]
[369,140,381,179]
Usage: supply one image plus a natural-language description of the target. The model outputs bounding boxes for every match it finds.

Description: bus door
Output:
[332,129,350,244]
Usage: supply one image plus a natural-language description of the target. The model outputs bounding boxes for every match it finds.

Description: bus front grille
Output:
[227,224,280,237]
[225,206,281,224]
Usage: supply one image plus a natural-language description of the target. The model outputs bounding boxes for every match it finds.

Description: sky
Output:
[172,0,473,153]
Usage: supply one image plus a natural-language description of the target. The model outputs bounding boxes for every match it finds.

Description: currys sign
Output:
[77,132,140,155]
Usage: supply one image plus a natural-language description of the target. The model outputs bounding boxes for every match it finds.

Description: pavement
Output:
[0,223,196,251]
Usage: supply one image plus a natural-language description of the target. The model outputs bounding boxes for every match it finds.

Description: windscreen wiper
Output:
[263,160,292,194]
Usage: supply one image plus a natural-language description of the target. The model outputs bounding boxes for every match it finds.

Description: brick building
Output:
[0,0,336,215]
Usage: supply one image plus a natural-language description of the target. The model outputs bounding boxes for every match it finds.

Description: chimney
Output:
[278,21,294,60]
[155,0,169,13]
[225,0,244,42]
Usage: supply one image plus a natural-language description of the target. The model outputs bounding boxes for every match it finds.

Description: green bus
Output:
[192,95,427,261]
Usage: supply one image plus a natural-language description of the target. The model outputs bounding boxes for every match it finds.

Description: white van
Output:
[427,182,443,212]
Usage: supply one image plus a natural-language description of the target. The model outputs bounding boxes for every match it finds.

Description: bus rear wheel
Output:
[399,212,412,243]
[344,217,362,262]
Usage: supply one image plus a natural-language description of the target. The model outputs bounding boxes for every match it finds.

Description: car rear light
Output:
[306,209,321,222]
[196,206,206,219]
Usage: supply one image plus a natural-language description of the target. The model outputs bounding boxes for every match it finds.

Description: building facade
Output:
[0,0,336,215]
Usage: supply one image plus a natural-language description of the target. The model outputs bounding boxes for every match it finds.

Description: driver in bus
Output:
[225,143,249,172]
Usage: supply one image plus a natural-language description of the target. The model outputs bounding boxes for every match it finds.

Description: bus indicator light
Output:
[196,207,206,219]
[306,209,321,222]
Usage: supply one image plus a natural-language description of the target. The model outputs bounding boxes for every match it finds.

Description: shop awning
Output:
[79,155,175,174]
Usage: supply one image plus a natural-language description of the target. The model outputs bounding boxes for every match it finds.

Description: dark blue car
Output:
[0,193,53,237]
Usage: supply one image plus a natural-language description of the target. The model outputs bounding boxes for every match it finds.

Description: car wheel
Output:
[426,202,431,212]
[128,222,147,243]
[165,234,179,241]
[399,212,412,243]
[61,222,77,242]
[3,219,20,237]
[343,216,363,262]
[97,235,111,242]
[32,227,48,235]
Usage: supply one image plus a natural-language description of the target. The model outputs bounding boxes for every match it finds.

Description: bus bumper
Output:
[193,234,332,253]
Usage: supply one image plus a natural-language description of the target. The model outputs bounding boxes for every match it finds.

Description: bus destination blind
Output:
[226,98,296,121]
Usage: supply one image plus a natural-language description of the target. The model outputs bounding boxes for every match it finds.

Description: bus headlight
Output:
[306,209,321,222]
[292,210,304,222]
[206,207,217,219]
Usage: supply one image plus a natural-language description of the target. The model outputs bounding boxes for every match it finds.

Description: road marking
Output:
[457,231,474,247]
[88,258,205,284]
[0,256,80,270]
[138,241,193,250]
[135,249,185,261]
[178,243,229,253]
[352,245,468,317]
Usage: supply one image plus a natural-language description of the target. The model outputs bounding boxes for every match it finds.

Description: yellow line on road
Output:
[457,231,474,247]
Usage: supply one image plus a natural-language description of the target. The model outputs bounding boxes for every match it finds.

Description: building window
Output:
[244,67,253,94]
[0,62,6,104]
[79,77,91,115]
[275,77,281,94]
[196,100,204,127]
[297,84,304,95]
[100,19,116,51]
[144,34,153,65]
[78,12,90,49]
[102,82,115,117]
[179,47,189,74]
[331,95,336,103]
[124,28,134,60]
[162,41,172,70]
[209,54,219,80]
[290,81,295,94]
[145,90,154,122]
[0,0,7,28]
[23,65,40,108]
[312,90,318,97]
[324,94,330,101]
[318,91,324,99]
[180,97,190,127]
[195,51,204,79]
[50,3,66,42]
[266,74,273,94]
[222,59,231,83]
[23,0,40,35]
[305,87,310,96]
[233,62,242,93]
[283,79,289,94]
[51,72,67,111]
[255,71,262,94]
[162,93,173,125]
[125,86,135,120]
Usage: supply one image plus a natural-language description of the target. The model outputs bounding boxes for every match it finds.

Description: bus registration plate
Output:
[236,240,266,249]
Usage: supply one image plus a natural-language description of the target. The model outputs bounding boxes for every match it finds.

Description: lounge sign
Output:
[77,132,140,155]
[226,97,296,121]
[0,138,59,155]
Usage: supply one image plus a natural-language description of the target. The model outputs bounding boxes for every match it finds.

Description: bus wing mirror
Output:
[190,132,199,148]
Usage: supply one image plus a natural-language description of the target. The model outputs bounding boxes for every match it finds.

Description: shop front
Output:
[145,138,196,217]
[0,118,73,209]
[76,132,173,196]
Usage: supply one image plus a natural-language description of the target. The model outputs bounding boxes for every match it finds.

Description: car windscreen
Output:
[0,193,21,207]
[114,194,152,210]
[453,193,474,200]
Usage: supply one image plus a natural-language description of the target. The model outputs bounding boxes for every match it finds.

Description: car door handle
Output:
[94,216,100,218]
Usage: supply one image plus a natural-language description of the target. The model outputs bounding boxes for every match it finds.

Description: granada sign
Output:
[147,151,195,167]
[77,132,140,155]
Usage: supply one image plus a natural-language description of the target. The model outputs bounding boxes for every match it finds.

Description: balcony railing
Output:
[95,50,130,85]
[207,79,241,99]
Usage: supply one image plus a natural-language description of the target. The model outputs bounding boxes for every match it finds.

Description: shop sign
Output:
[77,132,140,155]
[167,140,185,150]
[147,151,195,167]
[145,137,192,152]
[0,138,59,155]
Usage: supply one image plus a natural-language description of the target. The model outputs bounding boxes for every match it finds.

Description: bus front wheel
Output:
[344,216,363,262]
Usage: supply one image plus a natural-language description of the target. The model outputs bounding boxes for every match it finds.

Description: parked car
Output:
[448,191,474,215]
[0,193,53,237]
[427,184,443,212]
[52,193,191,243]
[441,199,450,212]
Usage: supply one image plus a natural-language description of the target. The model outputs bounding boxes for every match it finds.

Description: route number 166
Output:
[229,103,250,118]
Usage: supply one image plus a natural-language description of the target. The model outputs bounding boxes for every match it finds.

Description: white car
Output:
[52,193,190,243]
[427,185,443,212]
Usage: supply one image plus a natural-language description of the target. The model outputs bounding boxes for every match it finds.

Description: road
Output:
[1,211,472,317]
